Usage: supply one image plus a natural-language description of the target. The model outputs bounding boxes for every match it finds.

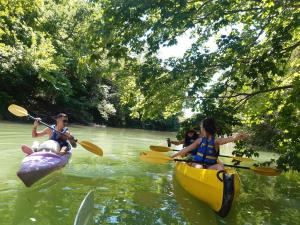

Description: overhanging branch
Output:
[225,85,294,98]
[198,85,294,100]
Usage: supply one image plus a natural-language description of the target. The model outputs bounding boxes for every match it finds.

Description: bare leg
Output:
[192,163,204,168]
[21,145,33,155]
[58,146,68,155]
[31,141,40,152]
[207,163,225,171]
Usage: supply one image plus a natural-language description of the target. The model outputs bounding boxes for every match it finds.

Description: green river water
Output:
[0,121,299,225]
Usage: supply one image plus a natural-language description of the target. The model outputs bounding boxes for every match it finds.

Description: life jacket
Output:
[49,125,70,150]
[193,137,218,165]
[184,133,199,155]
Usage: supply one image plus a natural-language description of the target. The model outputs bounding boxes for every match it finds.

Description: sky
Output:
[156,31,218,119]
[157,32,195,118]
[157,31,196,61]
[157,29,219,60]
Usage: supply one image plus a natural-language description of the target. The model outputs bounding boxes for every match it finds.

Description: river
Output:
[0,121,299,225]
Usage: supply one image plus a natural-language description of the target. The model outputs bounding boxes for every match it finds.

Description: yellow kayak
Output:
[175,162,240,217]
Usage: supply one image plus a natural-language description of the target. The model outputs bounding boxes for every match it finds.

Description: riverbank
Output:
[0,115,179,132]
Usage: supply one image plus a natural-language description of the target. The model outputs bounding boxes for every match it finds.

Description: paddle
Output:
[149,145,254,162]
[8,104,103,156]
[140,151,281,176]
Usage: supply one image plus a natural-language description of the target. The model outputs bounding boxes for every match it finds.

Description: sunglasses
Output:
[63,119,68,123]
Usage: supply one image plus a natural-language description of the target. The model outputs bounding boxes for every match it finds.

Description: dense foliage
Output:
[99,0,300,170]
[0,0,299,170]
[0,0,179,130]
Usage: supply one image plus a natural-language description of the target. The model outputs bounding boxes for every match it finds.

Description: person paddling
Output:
[168,129,199,155]
[172,118,248,170]
[21,113,76,155]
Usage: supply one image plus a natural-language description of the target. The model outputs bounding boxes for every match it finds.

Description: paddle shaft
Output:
[174,159,252,170]
[8,104,103,156]
[28,114,74,140]
[170,149,242,160]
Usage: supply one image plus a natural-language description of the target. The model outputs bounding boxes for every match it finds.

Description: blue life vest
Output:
[49,125,70,150]
[193,137,218,165]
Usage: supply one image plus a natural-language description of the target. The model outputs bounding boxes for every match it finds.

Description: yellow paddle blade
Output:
[8,104,28,117]
[140,151,171,164]
[250,166,281,176]
[230,156,254,162]
[144,150,165,155]
[150,145,254,162]
[78,140,103,156]
[149,145,171,152]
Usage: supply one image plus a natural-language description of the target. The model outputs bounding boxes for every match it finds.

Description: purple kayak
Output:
[17,143,71,187]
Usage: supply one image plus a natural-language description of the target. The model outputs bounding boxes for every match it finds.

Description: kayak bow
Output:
[17,141,72,187]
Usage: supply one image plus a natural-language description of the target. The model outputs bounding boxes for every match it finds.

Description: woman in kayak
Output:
[172,118,247,170]
[168,129,199,155]
[21,113,76,155]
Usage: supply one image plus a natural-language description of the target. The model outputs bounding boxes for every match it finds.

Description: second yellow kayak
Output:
[175,162,240,217]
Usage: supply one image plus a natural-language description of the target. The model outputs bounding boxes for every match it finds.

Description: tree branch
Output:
[225,85,294,98]
[224,7,262,14]
[282,41,300,53]
[198,85,294,100]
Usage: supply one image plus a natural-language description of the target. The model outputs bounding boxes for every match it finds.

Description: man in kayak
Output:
[172,118,248,170]
[21,113,76,155]
[168,129,199,155]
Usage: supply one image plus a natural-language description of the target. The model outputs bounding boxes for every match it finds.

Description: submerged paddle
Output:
[8,104,103,156]
[149,145,254,162]
[140,151,281,176]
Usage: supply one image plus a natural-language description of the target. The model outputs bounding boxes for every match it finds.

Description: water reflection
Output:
[173,178,218,225]
[0,122,299,225]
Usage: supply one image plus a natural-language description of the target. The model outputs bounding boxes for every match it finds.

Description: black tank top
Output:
[184,133,199,147]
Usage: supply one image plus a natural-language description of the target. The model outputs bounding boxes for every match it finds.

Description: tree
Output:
[100,0,300,170]
[0,0,118,123]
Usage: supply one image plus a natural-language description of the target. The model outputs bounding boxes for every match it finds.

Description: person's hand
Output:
[62,132,73,140]
[236,132,249,141]
[33,118,41,127]
[67,134,75,140]
[171,152,180,158]
[170,141,179,145]
[66,134,77,147]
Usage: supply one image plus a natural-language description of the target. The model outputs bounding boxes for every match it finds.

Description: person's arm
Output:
[32,127,50,138]
[63,131,77,148]
[32,118,51,137]
[215,133,248,146]
[170,140,184,145]
[171,138,201,158]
